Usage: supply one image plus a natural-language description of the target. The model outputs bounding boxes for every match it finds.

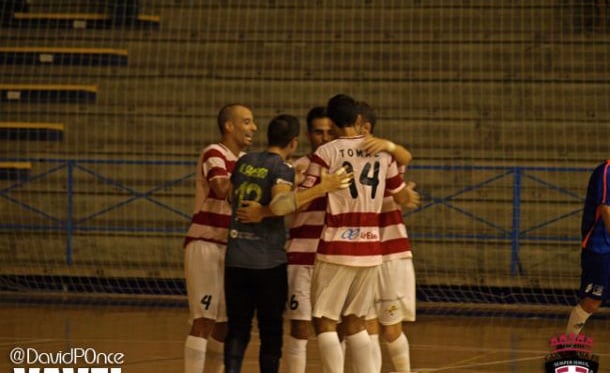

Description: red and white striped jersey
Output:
[184,143,243,247]
[304,135,406,267]
[286,155,327,266]
[380,165,413,261]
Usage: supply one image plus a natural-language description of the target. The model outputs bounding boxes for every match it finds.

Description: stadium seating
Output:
[0,161,31,181]
[0,47,128,66]
[1,1,608,294]
[0,83,97,103]
[0,122,64,141]
[10,12,160,29]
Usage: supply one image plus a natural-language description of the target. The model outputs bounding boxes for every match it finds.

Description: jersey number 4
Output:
[200,295,212,310]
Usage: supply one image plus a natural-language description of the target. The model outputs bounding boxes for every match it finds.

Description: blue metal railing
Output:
[0,158,590,270]
[403,165,589,276]
[1,158,194,265]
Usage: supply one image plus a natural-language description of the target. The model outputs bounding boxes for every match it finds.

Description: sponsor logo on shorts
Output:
[385,304,398,316]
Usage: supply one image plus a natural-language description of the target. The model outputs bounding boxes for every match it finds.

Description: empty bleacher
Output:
[0,47,128,66]
[2,0,159,29]
[0,161,32,181]
[10,12,159,29]
[0,122,64,141]
[0,83,97,103]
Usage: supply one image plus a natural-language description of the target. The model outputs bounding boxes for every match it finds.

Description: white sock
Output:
[346,330,374,373]
[184,335,207,373]
[566,304,592,336]
[206,337,224,373]
[386,333,411,373]
[369,334,382,373]
[317,332,344,373]
[285,336,308,373]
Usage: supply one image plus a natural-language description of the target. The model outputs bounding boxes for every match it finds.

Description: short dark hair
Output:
[358,101,377,132]
[326,94,359,128]
[267,114,300,148]
[306,106,327,133]
[217,103,248,134]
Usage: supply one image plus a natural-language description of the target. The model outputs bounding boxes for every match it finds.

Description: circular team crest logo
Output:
[545,334,599,373]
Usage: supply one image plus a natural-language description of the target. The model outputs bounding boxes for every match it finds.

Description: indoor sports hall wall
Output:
[1,0,608,307]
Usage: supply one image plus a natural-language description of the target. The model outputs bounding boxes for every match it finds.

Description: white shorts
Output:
[286,264,314,321]
[184,240,227,323]
[311,260,379,321]
[367,257,416,324]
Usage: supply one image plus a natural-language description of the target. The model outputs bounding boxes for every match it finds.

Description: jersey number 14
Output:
[342,161,380,199]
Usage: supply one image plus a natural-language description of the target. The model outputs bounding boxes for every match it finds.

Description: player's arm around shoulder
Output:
[237,167,352,220]
[270,167,352,216]
[294,167,352,209]
[361,135,412,166]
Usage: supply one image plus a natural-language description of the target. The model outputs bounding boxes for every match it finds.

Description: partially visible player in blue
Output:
[566,159,610,335]
[224,114,351,373]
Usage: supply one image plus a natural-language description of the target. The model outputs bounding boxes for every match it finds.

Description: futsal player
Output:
[183,104,257,373]
[284,106,336,373]
[224,114,351,373]
[565,160,610,336]
[303,94,419,373]
[359,101,418,373]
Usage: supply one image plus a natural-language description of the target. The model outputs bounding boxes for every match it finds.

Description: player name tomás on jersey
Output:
[337,147,379,159]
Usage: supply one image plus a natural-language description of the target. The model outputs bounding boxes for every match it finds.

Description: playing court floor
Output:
[1,303,609,373]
